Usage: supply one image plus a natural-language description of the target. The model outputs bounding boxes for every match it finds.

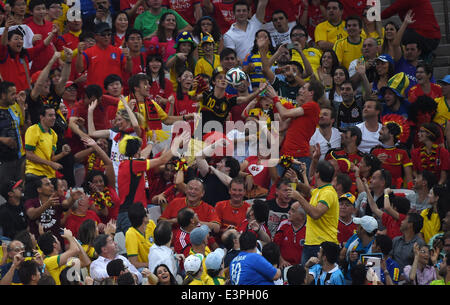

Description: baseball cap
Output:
[376,54,394,66]
[65,81,78,89]
[437,75,450,85]
[353,216,378,233]
[205,248,225,271]
[0,179,23,199]
[339,192,356,205]
[184,254,204,273]
[94,22,111,34]
[190,225,210,246]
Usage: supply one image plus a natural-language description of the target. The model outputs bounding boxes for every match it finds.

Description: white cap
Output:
[184,254,203,273]
[353,216,378,233]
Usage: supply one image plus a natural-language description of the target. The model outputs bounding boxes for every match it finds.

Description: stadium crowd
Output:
[0,0,449,286]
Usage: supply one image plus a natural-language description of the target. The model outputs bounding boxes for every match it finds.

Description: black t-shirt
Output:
[201,172,230,207]
[266,198,295,236]
[200,91,237,130]
[272,77,300,105]
[0,202,28,240]
[336,98,363,131]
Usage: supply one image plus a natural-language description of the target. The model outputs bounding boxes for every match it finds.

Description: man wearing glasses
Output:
[76,22,132,89]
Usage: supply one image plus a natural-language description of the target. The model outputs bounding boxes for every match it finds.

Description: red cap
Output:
[65,81,78,89]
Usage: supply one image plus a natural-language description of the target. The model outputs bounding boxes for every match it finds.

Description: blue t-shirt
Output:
[381,99,410,118]
[309,264,345,285]
[394,57,435,96]
[344,233,374,280]
[230,251,277,285]
[380,257,401,284]
[0,262,21,284]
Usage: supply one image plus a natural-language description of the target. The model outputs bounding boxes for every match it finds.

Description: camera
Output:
[23,251,34,258]
[97,3,105,10]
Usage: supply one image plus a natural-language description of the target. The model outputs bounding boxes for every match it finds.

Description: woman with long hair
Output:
[182,254,205,285]
[242,29,275,90]
[192,16,223,58]
[111,11,129,47]
[146,12,178,62]
[381,10,414,61]
[326,65,349,106]
[77,219,99,260]
[154,264,178,285]
[371,54,395,99]
[146,53,174,108]
[420,185,450,244]
[316,49,340,93]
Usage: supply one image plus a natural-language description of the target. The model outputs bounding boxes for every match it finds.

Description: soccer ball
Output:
[226,67,246,87]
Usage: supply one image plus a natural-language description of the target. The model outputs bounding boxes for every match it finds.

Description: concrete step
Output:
[434,66,450,79]
[434,44,450,56]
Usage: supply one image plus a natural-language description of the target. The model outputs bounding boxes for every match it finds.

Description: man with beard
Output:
[0,82,24,191]
[336,81,363,131]
[310,105,341,160]
[370,116,413,187]
[356,99,382,154]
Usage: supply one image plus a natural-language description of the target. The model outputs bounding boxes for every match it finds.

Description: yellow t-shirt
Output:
[125,225,152,263]
[194,54,221,77]
[433,96,450,128]
[291,47,323,80]
[43,255,68,285]
[188,277,205,285]
[204,276,226,285]
[333,37,364,70]
[189,247,211,283]
[24,123,58,178]
[315,20,348,46]
[81,244,97,260]
[420,209,442,244]
[305,184,339,246]
[362,28,385,47]
[145,220,156,245]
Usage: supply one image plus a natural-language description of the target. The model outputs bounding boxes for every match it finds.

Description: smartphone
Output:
[23,251,34,258]
[59,228,65,235]
[286,43,295,50]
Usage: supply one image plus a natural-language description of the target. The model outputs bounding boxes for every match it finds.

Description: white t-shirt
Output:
[224,14,264,61]
[356,122,382,154]
[262,21,296,47]
[226,129,257,163]
[309,127,342,160]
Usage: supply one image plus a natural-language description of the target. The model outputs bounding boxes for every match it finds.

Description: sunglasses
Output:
[99,32,112,37]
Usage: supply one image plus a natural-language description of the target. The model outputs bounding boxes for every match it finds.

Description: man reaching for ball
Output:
[197,66,267,132]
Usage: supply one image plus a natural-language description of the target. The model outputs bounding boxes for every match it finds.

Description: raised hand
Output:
[88,99,98,112]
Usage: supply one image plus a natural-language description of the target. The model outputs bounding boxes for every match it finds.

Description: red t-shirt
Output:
[215,200,250,232]
[212,1,236,34]
[264,0,301,22]
[82,44,126,88]
[273,219,306,265]
[72,100,110,130]
[281,101,320,157]
[146,169,174,205]
[65,210,101,238]
[340,0,366,20]
[229,102,248,123]
[411,146,450,180]
[381,0,441,40]
[244,156,271,189]
[371,147,412,185]
[160,197,221,225]
[382,212,407,240]
[55,32,80,51]
[166,0,200,25]
[338,219,357,246]
[149,78,174,102]
[118,159,151,209]
[122,53,148,95]
[26,19,57,74]
[171,93,199,132]
[408,83,442,103]
[172,227,192,258]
